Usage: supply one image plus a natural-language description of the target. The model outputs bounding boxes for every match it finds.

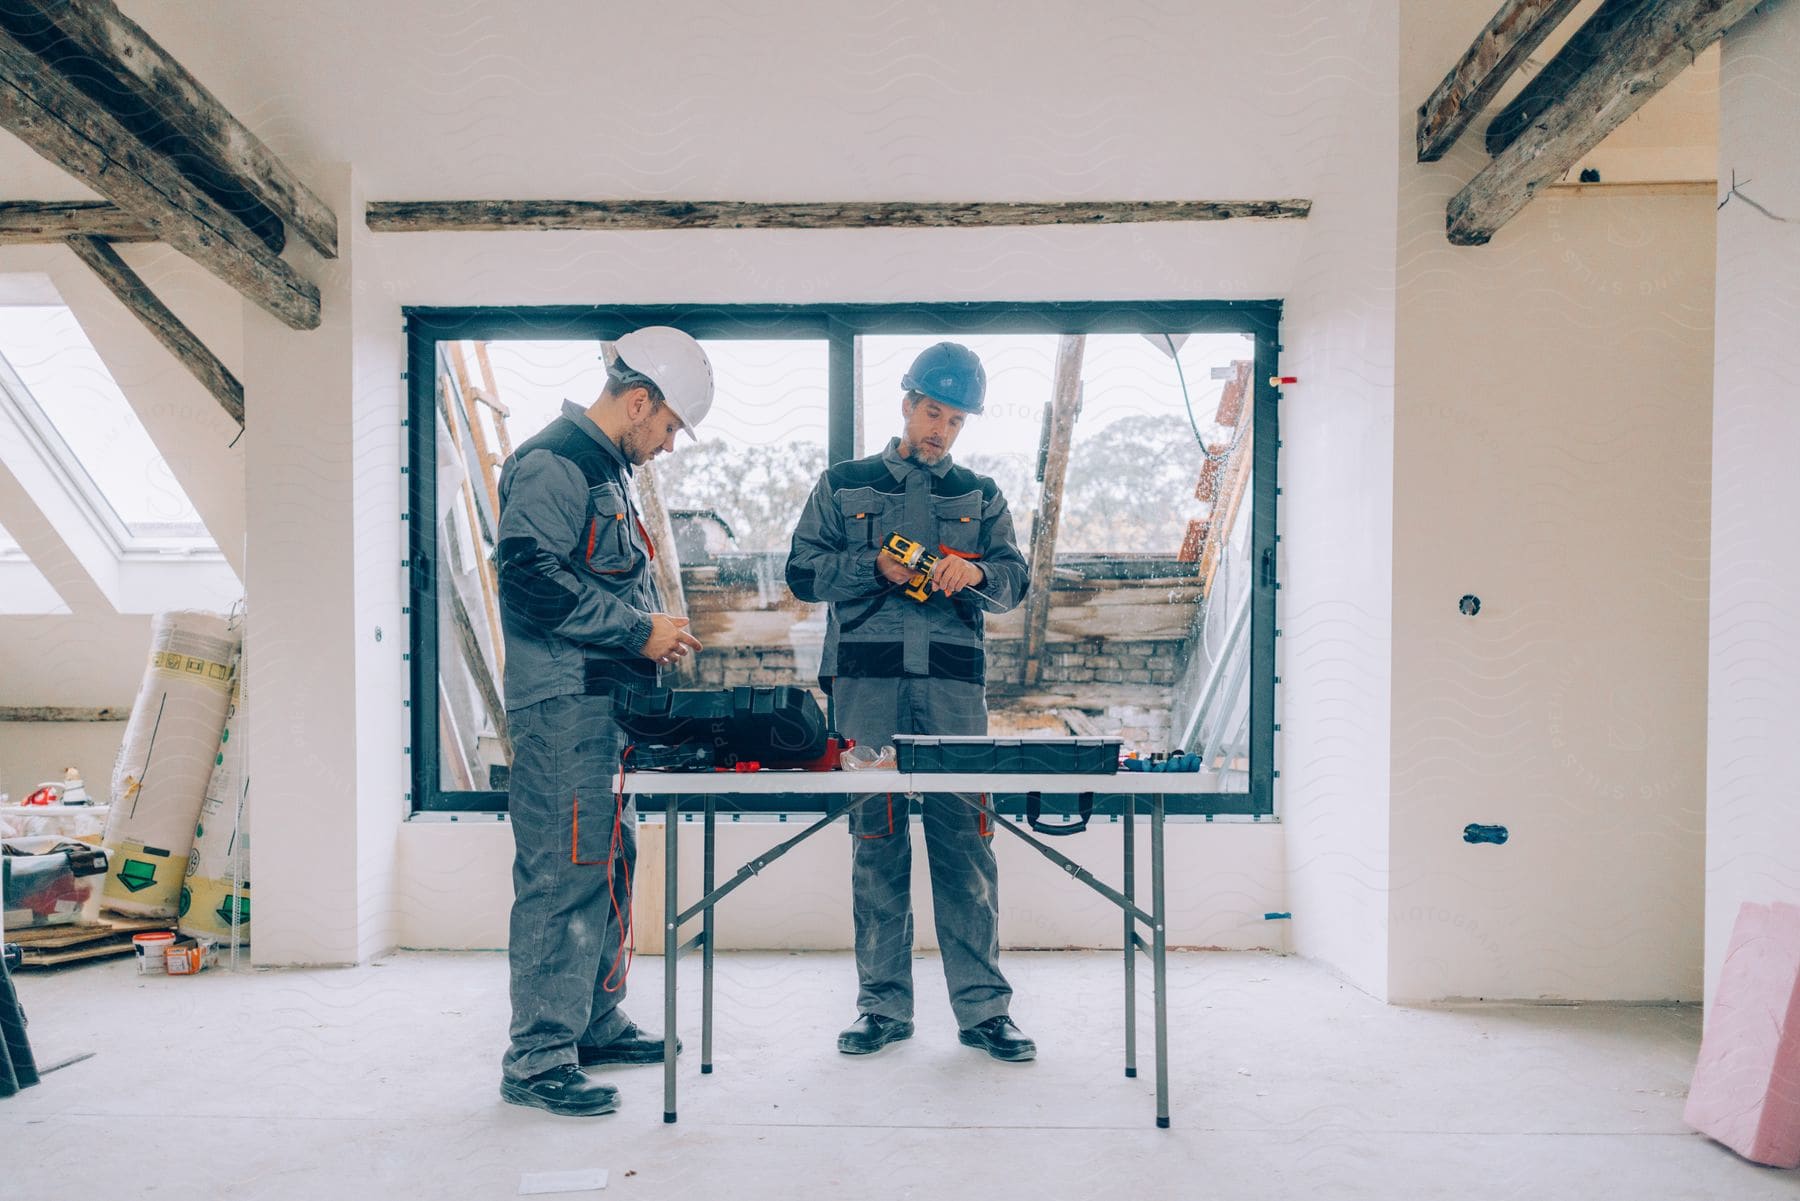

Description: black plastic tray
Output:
[893,735,1121,775]
[617,685,829,766]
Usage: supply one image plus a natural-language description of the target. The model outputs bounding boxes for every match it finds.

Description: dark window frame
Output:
[405,301,1281,817]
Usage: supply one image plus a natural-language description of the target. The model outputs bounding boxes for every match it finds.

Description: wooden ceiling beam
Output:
[1416,0,1583,161]
[367,198,1313,234]
[0,199,152,244]
[1447,0,1761,246]
[65,234,244,424]
[0,0,337,258]
[0,26,320,328]
[1486,0,1642,155]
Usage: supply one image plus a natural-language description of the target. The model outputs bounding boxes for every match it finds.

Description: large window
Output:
[408,304,1278,817]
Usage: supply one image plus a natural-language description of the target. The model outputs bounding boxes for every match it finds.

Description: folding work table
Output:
[624,769,1220,1129]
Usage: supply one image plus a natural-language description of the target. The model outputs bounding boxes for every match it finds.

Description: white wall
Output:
[1705,0,1800,1010]
[242,167,366,965]
[1276,1,1400,1000]
[0,719,123,803]
[348,187,410,963]
[398,818,1288,954]
[1389,1,1714,1003]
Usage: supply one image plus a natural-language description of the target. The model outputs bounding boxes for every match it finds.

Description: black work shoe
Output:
[959,1016,1037,1062]
[500,1065,621,1116]
[837,1013,915,1055]
[577,1024,682,1067]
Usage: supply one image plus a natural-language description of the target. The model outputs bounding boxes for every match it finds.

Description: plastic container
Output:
[893,736,1122,775]
[2,836,111,928]
[0,805,112,844]
[133,930,175,973]
[841,744,897,771]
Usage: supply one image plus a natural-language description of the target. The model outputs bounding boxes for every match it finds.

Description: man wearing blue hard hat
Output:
[786,341,1037,1063]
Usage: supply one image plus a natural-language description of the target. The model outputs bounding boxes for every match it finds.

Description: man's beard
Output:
[905,444,945,466]
[621,419,659,464]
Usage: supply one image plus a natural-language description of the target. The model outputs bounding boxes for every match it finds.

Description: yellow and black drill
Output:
[881,532,999,605]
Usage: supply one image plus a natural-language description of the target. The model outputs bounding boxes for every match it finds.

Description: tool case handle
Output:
[1024,791,1095,836]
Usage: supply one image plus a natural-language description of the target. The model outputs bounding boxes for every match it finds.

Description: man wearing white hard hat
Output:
[494,326,713,1116]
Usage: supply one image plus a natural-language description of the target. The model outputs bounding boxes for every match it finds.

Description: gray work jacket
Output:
[495,401,662,712]
[785,438,1029,685]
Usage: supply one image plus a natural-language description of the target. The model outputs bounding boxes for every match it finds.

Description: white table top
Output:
[620,770,1230,795]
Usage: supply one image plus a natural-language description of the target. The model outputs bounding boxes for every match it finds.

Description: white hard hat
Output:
[607,326,714,439]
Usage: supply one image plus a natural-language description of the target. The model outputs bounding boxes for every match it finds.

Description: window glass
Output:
[0,305,210,541]
[859,333,1254,787]
[433,338,830,791]
[419,317,1268,805]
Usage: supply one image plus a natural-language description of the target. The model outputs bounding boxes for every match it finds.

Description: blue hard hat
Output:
[901,342,986,415]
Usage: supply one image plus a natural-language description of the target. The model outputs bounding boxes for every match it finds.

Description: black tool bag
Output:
[616,686,830,767]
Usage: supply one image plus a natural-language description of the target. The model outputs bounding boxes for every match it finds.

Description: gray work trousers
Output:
[835,675,1012,1029]
[502,694,638,1083]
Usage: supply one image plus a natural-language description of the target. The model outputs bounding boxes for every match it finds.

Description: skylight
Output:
[0,304,211,544]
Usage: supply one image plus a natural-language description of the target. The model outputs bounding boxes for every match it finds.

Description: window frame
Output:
[405,301,1281,818]
[0,316,220,560]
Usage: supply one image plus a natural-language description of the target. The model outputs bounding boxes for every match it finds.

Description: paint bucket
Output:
[132,930,174,973]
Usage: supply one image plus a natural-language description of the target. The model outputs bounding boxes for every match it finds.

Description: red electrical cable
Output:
[601,745,636,993]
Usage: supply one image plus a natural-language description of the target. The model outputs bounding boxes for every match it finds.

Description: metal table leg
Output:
[1152,792,1169,1128]
[1123,796,1138,1079]
[702,795,716,1075]
[663,794,679,1124]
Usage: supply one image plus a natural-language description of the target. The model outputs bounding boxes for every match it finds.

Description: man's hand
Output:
[930,556,984,597]
[641,614,702,665]
[876,551,917,586]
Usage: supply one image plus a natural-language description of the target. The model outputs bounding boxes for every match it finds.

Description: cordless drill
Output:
[881,532,998,605]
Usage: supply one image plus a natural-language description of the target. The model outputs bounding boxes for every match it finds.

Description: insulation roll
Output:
[101,611,240,917]
[179,671,248,942]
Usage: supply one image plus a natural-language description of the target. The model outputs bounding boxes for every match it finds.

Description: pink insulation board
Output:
[1684,900,1800,1168]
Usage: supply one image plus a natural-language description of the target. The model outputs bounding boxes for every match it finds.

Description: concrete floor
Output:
[4,950,1796,1201]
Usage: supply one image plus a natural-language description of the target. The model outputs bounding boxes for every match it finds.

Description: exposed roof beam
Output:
[65,234,243,424]
[0,705,127,721]
[0,199,153,244]
[0,0,337,259]
[366,198,1313,234]
[1446,0,1761,246]
[1019,335,1084,688]
[1486,0,1640,155]
[1416,0,1583,161]
[0,26,320,328]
